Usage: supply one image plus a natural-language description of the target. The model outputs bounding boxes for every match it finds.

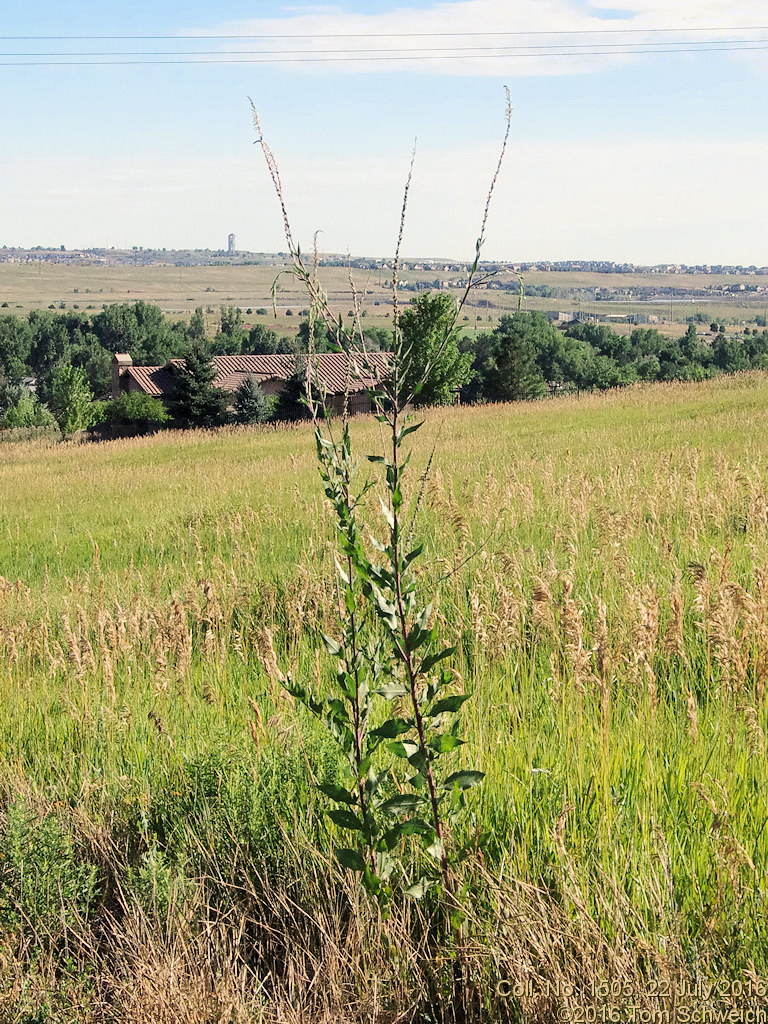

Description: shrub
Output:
[100,391,170,427]
[233,375,273,424]
[0,801,99,934]
[1,390,56,428]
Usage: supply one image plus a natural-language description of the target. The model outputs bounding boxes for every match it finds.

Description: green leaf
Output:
[442,770,485,791]
[414,603,432,632]
[398,421,423,441]
[428,694,471,716]
[388,740,420,759]
[403,544,424,569]
[376,851,397,881]
[407,748,429,772]
[369,718,413,739]
[450,909,467,933]
[381,819,431,848]
[399,818,433,837]
[336,848,366,872]
[363,864,382,895]
[381,794,422,816]
[405,876,438,900]
[371,586,398,631]
[405,625,430,653]
[430,734,464,754]
[318,784,356,805]
[327,698,351,724]
[327,808,363,831]
[419,646,457,676]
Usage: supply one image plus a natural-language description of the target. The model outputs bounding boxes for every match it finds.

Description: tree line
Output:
[408,294,768,404]
[2,295,768,435]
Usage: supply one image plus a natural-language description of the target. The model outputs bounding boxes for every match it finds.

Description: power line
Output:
[3,38,767,57]
[1,25,768,40]
[3,38,765,57]
[1,43,767,66]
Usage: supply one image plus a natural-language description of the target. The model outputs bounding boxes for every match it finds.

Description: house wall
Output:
[127,378,148,395]
[328,391,374,416]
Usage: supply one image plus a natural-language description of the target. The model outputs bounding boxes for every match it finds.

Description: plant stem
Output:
[389,402,452,901]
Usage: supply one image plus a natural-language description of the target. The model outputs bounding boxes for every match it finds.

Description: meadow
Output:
[2,373,768,1021]
[1,261,764,336]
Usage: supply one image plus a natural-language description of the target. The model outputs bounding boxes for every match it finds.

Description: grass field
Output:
[1,261,765,336]
[2,374,768,1021]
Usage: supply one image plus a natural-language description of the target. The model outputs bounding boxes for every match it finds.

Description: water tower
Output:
[228,233,236,254]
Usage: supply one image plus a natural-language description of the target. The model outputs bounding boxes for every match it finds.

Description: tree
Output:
[188,307,207,344]
[91,301,181,365]
[297,317,333,353]
[233,375,272,424]
[470,312,549,402]
[28,310,72,379]
[48,365,102,437]
[489,329,546,401]
[398,292,473,405]
[360,326,393,352]
[0,314,32,385]
[712,332,749,373]
[682,322,699,357]
[244,323,279,354]
[565,321,632,365]
[0,388,56,428]
[272,359,312,422]
[167,343,229,428]
[63,325,113,397]
[212,305,245,354]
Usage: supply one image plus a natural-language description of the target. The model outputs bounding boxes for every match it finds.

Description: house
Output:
[111,351,390,417]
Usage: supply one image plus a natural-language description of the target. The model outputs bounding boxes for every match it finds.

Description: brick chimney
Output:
[111,353,133,399]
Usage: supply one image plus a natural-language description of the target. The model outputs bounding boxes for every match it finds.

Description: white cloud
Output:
[186,0,768,77]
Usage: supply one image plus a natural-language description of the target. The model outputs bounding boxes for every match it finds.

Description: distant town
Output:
[1,245,766,278]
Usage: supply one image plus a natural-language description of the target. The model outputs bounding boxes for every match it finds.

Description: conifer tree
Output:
[233,374,272,424]
[168,342,228,428]
[273,357,312,421]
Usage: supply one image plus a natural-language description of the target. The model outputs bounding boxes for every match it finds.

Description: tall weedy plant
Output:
[251,93,511,997]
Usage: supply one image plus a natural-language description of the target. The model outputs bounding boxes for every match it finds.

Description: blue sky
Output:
[2,0,767,264]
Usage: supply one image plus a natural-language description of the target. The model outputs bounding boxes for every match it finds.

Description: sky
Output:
[1,0,767,265]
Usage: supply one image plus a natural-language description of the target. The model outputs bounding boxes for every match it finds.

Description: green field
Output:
[2,375,768,1021]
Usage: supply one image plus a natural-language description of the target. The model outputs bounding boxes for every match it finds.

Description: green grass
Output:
[2,375,768,1020]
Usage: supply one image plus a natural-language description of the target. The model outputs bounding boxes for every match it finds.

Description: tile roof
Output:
[126,365,177,397]
[129,352,390,398]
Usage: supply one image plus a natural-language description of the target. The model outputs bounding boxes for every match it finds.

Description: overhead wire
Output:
[1,43,767,66]
[1,26,768,38]
[2,37,767,56]
[1,25,766,66]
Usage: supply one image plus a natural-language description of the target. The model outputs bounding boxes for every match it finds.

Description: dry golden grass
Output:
[2,374,768,1020]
